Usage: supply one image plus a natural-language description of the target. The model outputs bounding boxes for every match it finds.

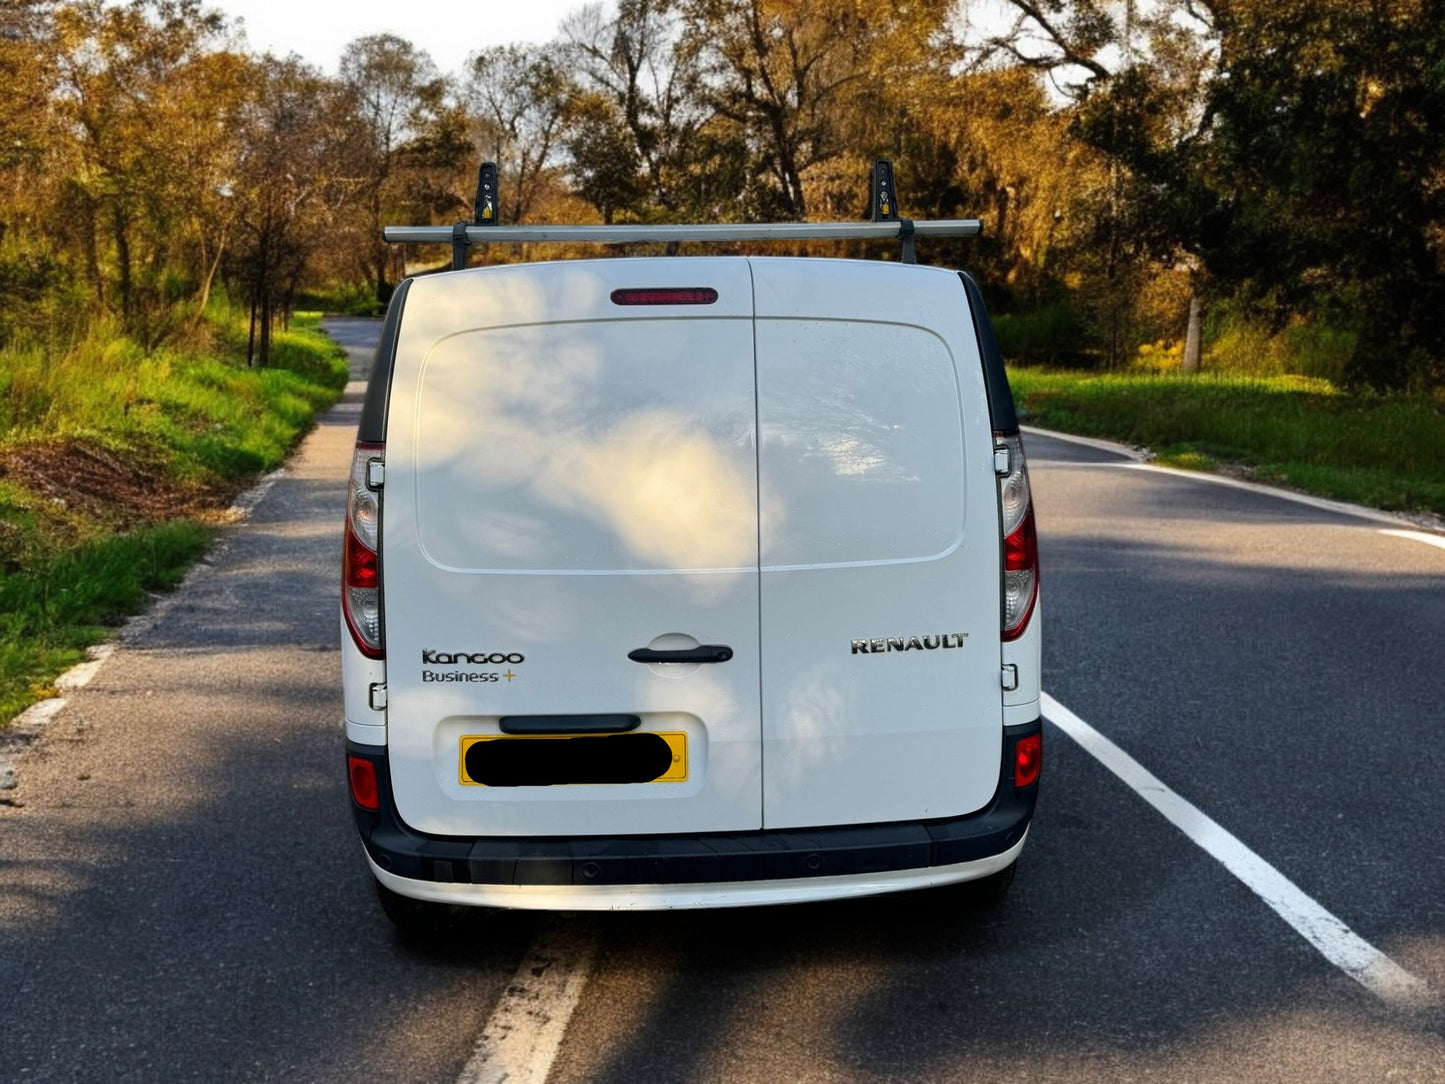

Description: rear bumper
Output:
[347,718,1040,909]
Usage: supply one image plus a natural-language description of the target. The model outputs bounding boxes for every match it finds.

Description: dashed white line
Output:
[456,918,599,1084]
[1042,691,1434,1010]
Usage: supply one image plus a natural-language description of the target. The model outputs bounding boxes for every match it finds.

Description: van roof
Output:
[357,257,1018,444]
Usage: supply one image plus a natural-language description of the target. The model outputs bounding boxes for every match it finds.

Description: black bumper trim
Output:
[348,718,1040,887]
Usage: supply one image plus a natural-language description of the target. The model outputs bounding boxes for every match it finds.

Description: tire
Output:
[374,878,473,935]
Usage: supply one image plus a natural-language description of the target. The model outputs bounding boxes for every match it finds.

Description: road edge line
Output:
[1020,424,1149,462]
[1379,528,1445,552]
[1022,425,1444,533]
[1042,691,1434,1010]
[0,468,288,792]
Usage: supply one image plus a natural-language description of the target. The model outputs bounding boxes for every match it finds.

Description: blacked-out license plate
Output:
[459,732,687,787]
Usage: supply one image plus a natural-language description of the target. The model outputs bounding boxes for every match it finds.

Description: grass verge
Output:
[0,309,347,726]
[0,521,213,722]
[1008,369,1445,519]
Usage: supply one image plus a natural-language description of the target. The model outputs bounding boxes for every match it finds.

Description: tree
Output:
[228,56,346,365]
[464,44,572,224]
[1192,0,1445,390]
[0,1,64,346]
[981,0,1216,362]
[49,0,233,345]
[678,0,957,222]
[679,0,865,220]
[339,34,448,302]
[561,0,713,220]
[0,1,56,177]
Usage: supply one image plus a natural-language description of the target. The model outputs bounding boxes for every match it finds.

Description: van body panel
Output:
[382,261,764,836]
[370,256,1022,844]
[750,262,1003,827]
[1003,600,1043,708]
[341,630,386,746]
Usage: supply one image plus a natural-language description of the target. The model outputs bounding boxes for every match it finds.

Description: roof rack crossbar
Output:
[383,220,982,247]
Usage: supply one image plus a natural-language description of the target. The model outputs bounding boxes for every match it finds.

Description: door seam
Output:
[748,257,766,832]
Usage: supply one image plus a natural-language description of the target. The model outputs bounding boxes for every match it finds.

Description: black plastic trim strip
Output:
[957,271,1019,434]
[347,718,1040,888]
[357,277,413,444]
[499,714,641,734]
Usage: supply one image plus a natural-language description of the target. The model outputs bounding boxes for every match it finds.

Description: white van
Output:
[341,237,1041,928]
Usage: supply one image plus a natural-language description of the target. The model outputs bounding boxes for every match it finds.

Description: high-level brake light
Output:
[610,287,718,306]
[343,441,384,658]
[996,432,1039,641]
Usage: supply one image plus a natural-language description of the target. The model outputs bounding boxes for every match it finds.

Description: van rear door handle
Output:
[627,645,733,664]
[499,714,640,734]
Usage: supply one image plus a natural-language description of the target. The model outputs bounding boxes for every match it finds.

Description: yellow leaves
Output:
[1356,75,1385,119]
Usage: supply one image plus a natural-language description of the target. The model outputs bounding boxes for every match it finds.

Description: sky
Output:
[212,0,591,76]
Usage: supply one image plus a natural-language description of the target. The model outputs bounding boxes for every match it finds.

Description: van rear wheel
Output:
[374,879,472,935]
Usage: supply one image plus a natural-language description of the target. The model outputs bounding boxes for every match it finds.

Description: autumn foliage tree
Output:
[3,0,1443,391]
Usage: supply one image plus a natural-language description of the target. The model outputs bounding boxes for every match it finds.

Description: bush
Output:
[1203,302,1357,382]
[994,301,1093,366]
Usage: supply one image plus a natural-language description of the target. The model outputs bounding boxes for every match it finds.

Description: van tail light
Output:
[348,754,380,810]
[343,441,384,658]
[996,432,1039,641]
[1014,732,1042,788]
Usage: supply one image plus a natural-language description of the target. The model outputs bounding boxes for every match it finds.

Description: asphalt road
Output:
[2,317,1442,1082]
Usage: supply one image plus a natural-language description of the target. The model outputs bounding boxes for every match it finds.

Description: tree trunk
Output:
[191,223,228,331]
[259,291,272,367]
[1182,294,1202,373]
[246,294,258,368]
[112,207,133,327]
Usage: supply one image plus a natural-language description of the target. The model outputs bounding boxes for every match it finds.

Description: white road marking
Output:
[1020,424,1149,462]
[1379,528,1445,551]
[227,467,285,518]
[1024,424,1445,533]
[1123,462,1442,529]
[1042,691,1435,1010]
[456,918,598,1084]
[55,643,115,691]
[1,465,286,789]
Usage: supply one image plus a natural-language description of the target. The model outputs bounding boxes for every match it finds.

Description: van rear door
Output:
[381,259,762,837]
[752,260,1004,829]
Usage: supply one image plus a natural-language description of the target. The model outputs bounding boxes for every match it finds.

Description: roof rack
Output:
[386,160,982,270]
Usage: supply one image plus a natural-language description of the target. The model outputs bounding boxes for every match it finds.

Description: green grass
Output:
[0,521,212,721]
[0,310,348,725]
[1009,369,1445,518]
[1,313,346,481]
[293,284,388,317]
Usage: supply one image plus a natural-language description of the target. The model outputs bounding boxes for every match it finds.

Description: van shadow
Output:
[0,686,539,1083]
[565,543,1445,1082]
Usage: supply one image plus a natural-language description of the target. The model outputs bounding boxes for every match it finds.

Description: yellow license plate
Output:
[459,731,687,787]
